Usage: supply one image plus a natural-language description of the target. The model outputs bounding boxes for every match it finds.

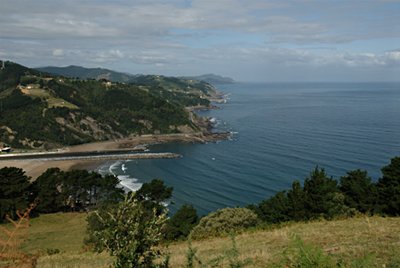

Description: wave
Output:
[117,174,142,192]
[100,160,143,192]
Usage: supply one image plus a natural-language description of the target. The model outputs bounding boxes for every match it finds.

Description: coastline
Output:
[0,87,230,179]
[0,131,230,179]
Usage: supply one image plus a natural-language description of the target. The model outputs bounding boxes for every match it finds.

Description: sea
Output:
[98,82,400,215]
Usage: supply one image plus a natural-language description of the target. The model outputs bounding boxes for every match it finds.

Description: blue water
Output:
[101,82,400,215]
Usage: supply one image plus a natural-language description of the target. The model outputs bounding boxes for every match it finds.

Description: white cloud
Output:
[52,49,64,57]
[1,0,399,81]
[386,50,400,61]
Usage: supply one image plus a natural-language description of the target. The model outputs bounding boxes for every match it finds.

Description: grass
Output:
[21,213,87,254]
[2,213,399,267]
[165,216,400,267]
[20,84,79,109]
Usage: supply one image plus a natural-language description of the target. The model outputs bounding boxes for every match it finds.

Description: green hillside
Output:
[10,213,400,267]
[0,61,216,149]
[36,65,135,83]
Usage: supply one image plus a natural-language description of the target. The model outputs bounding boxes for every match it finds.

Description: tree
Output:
[135,179,173,214]
[339,169,377,214]
[33,168,64,213]
[287,180,307,221]
[377,157,400,215]
[303,167,341,219]
[60,170,123,211]
[0,167,32,222]
[257,191,290,223]
[95,174,124,206]
[136,179,173,204]
[164,204,198,241]
[91,194,167,268]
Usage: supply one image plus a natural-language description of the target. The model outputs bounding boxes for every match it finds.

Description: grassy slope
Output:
[8,213,399,267]
[21,213,113,268]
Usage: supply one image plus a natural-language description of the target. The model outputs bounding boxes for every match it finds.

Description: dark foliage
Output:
[303,167,341,219]
[135,179,173,215]
[33,168,64,213]
[164,204,198,241]
[251,159,400,225]
[0,167,33,222]
[257,191,290,223]
[286,180,307,221]
[377,157,400,215]
[0,62,213,149]
[0,167,123,221]
[340,169,378,214]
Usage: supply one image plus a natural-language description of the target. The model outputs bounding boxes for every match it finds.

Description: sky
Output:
[1,0,400,82]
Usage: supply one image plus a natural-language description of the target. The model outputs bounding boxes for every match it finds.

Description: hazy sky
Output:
[1,0,399,81]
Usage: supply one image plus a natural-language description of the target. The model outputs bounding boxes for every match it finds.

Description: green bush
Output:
[189,207,259,240]
[90,194,168,268]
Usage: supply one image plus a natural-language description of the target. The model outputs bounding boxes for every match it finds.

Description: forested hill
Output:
[36,65,232,88]
[36,65,135,83]
[0,61,215,149]
[182,74,235,84]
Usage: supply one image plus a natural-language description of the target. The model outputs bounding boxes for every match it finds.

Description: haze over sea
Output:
[100,82,400,215]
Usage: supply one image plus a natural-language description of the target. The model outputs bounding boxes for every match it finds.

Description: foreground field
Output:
[6,213,400,267]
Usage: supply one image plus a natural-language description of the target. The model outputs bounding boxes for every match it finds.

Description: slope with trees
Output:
[0,61,218,149]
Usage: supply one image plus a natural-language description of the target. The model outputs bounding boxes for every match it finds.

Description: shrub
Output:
[89,194,167,268]
[189,207,258,240]
[164,204,198,241]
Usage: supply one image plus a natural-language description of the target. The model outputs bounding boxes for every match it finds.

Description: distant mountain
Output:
[183,74,235,84]
[36,66,234,85]
[1,61,217,149]
[36,65,135,83]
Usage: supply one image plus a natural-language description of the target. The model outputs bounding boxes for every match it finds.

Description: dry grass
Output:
[5,212,399,267]
[36,252,112,268]
[165,216,400,267]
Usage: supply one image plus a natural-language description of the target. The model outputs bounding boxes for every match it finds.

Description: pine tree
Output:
[377,157,400,215]
[303,167,340,219]
[34,168,64,213]
[287,180,307,221]
[339,169,377,214]
[0,167,32,222]
[165,204,198,240]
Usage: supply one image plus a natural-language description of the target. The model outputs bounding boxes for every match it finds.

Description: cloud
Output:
[52,49,64,57]
[1,0,399,81]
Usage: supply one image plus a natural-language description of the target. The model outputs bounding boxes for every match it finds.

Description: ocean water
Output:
[99,82,400,215]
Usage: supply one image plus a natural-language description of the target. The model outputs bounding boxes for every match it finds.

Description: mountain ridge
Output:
[36,65,235,85]
[0,61,219,150]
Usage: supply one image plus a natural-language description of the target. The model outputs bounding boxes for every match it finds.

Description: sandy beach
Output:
[0,132,229,179]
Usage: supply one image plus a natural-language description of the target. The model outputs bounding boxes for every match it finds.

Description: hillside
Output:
[36,65,232,90]
[36,65,134,83]
[0,61,218,149]
[183,74,235,84]
[12,213,400,267]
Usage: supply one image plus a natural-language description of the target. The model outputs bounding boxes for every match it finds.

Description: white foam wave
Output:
[109,161,121,174]
[117,174,142,192]
[121,163,127,172]
[102,161,142,192]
